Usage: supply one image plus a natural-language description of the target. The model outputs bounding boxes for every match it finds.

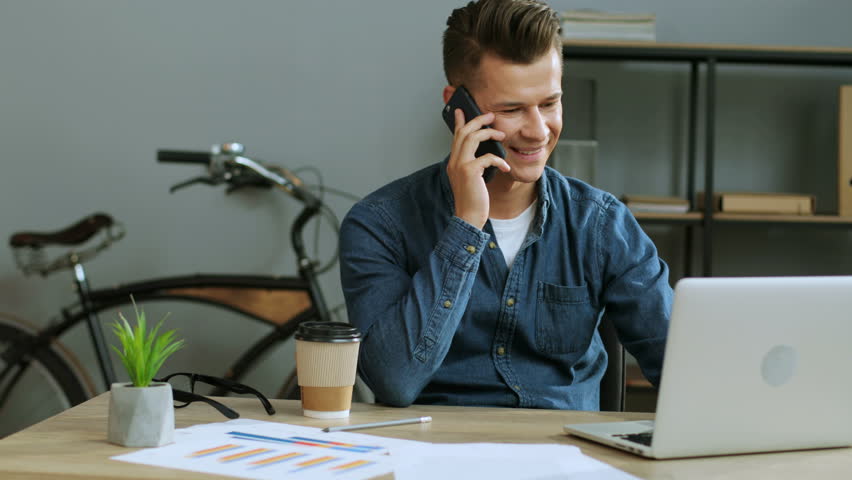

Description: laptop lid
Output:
[650,276,852,458]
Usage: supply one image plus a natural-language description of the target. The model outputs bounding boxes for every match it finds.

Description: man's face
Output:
[469,48,563,185]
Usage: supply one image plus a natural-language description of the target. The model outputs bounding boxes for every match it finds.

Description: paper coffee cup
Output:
[295,321,362,419]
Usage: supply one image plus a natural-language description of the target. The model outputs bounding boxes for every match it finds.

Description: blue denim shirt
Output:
[340,160,671,410]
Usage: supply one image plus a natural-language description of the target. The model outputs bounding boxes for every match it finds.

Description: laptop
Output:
[564,276,852,459]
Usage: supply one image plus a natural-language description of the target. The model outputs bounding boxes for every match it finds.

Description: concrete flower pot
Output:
[108,382,174,447]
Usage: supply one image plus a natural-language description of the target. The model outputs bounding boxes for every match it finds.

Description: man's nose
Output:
[521,108,548,141]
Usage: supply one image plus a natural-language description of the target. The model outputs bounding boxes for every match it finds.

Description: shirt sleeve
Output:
[596,197,672,388]
[339,201,490,406]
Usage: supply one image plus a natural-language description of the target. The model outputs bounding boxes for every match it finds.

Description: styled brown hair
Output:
[443,0,562,87]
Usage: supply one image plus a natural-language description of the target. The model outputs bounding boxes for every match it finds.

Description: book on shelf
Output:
[696,192,815,215]
[561,10,656,42]
[621,194,690,214]
[839,85,852,216]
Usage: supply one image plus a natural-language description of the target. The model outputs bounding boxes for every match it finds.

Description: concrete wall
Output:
[1,1,850,397]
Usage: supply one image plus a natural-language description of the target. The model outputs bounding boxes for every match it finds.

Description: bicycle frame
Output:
[3,151,340,419]
[92,272,324,395]
[0,272,321,403]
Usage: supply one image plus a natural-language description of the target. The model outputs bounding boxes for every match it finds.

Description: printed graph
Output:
[227,431,384,454]
[113,421,395,480]
[330,460,374,474]
[187,444,241,458]
[290,455,339,472]
[185,443,376,477]
[248,452,308,469]
[219,448,273,463]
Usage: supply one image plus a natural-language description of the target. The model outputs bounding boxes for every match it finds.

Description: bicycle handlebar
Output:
[11,143,336,322]
[230,156,321,209]
[157,150,211,164]
[157,144,321,210]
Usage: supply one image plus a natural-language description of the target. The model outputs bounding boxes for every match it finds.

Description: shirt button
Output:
[496,346,506,356]
[465,245,477,254]
[443,300,452,308]
[506,298,515,307]
[514,385,522,391]
[488,241,497,249]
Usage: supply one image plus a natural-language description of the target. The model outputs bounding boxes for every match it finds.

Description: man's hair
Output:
[443,0,562,87]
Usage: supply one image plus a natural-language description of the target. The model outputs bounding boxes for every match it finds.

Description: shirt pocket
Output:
[535,281,597,355]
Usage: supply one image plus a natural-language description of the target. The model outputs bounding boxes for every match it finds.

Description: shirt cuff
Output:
[434,216,491,271]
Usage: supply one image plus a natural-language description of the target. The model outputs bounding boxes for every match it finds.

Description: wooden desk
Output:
[1,394,850,479]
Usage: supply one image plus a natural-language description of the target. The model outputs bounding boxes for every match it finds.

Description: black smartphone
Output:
[442,85,505,183]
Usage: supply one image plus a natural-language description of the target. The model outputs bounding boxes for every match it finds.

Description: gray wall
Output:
[2,1,851,396]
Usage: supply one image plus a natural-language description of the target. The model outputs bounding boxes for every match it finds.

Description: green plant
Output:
[111,296,184,387]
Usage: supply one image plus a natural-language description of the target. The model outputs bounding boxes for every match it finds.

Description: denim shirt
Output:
[339,160,671,410]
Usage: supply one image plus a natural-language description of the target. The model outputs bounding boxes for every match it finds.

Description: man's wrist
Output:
[455,212,487,231]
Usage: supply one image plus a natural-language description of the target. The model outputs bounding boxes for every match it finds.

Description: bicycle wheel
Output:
[0,319,89,438]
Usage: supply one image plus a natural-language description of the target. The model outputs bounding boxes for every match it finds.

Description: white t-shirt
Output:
[489,200,537,270]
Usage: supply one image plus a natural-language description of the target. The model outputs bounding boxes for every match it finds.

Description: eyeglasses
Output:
[154,372,276,419]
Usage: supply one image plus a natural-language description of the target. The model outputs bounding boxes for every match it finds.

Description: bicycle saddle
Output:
[10,213,115,248]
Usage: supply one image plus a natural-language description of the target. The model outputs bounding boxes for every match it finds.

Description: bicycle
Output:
[0,142,354,438]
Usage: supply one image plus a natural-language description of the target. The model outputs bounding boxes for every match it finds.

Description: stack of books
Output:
[697,192,816,215]
[839,85,852,216]
[621,195,690,214]
[560,10,656,42]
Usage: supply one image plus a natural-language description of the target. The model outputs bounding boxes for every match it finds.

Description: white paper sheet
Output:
[112,420,638,480]
[111,419,424,480]
[389,442,640,480]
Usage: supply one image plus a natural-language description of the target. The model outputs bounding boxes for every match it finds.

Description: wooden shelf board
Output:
[632,212,702,221]
[562,40,852,66]
[632,212,852,225]
[626,363,653,389]
[563,39,852,55]
[713,213,852,224]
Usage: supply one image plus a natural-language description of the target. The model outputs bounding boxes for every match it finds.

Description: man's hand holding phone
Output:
[443,87,510,230]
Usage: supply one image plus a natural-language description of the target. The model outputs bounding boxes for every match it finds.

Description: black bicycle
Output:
[0,143,354,438]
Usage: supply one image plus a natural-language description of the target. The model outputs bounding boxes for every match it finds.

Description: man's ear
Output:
[442,85,456,105]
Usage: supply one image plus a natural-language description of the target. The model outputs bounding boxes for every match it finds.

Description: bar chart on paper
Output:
[226,431,386,454]
[112,422,399,480]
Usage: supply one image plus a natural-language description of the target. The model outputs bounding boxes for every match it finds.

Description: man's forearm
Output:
[355,263,478,406]
[341,214,489,406]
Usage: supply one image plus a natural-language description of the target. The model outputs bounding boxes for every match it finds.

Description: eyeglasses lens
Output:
[168,374,193,407]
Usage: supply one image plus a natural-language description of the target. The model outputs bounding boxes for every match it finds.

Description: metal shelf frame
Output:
[562,41,852,276]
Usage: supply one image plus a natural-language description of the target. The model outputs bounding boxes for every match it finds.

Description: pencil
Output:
[322,416,432,433]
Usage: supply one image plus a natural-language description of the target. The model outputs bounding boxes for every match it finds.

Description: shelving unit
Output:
[634,212,852,226]
[562,40,852,276]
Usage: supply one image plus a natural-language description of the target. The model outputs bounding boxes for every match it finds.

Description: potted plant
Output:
[107,297,184,447]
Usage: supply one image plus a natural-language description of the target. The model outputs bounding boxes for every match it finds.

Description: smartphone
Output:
[442,86,506,183]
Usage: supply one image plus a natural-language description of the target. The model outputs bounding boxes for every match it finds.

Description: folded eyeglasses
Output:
[155,372,275,419]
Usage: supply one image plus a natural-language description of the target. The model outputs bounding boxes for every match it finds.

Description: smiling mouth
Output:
[510,146,545,156]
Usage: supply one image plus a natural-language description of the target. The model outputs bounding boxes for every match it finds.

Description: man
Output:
[339,0,671,410]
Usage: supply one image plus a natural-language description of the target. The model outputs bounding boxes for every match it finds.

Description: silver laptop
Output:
[564,276,852,459]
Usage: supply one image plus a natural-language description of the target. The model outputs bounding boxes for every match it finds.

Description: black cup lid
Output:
[295,321,362,343]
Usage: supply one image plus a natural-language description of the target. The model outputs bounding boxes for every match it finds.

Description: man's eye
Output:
[502,108,521,114]
[542,102,558,109]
